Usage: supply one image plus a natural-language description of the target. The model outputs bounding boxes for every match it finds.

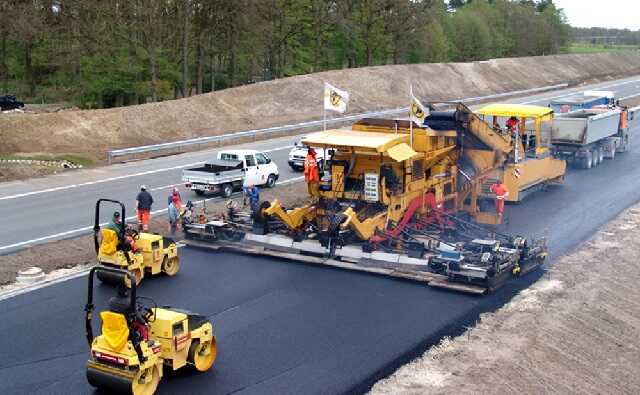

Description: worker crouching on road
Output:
[490,181,509,217]
[304,147,320,197]
[136,185,154,231]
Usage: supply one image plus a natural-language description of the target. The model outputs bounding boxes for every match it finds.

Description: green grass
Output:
[565,43,640,54]
[0,154,95,167]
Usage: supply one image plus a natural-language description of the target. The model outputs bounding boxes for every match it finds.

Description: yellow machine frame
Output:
[476,103,566,202]
[266,119,458,239]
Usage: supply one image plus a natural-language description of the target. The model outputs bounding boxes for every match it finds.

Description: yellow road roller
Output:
[94,199,180,286]
[85,267,217,394]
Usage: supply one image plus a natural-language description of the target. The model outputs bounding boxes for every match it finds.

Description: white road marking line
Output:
[0,145,294,202]
[620,92,640,100]
[150,183,183,191]
[0,176,306,252]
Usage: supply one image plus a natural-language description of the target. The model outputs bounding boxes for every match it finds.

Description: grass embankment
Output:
[566,43,640,54]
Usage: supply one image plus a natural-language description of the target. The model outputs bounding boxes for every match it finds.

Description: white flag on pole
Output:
[324,82,349,114]
[409,86,429,126]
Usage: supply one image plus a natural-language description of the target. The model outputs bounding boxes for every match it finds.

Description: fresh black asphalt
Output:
[0,93,639,394]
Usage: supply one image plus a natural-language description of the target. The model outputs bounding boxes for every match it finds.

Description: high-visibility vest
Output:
[491,183,509,200]
[304,155,319,182]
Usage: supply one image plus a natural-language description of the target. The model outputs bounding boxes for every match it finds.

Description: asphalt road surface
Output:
[1,76,640,394]
[1,75,639,255]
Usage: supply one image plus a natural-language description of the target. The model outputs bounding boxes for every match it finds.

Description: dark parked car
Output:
[0,95,25,111]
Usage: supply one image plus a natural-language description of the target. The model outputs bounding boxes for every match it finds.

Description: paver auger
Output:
[184,104,549,294]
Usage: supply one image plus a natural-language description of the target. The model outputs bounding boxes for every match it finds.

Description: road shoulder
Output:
[371,203,640,394]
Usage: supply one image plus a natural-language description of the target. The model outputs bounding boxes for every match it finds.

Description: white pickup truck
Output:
[182,149,279,197]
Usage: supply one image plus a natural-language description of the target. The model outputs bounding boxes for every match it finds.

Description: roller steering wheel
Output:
[125,227,140,240]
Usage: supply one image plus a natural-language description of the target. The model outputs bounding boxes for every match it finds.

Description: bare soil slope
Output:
[2,53,640,162]
[371,204,640,394]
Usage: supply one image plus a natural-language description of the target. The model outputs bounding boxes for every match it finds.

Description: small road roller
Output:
[94,199,180,286]
[85,267,217,394]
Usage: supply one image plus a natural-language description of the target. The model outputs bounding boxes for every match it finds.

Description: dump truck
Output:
[182,149,279,197]
[549,90,614,113]
[182,104,550,294]
[550,106,630,169]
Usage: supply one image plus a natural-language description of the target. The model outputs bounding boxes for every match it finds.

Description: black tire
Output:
[252,201,272,224]
[266,174,276,188]
[598,147,604,164]
[581,151,592,169]
[195,190,205,196]
[221,183,233,198]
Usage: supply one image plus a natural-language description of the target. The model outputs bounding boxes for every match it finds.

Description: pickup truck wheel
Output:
[222,183,233,198]
[266,174,276,188]
[195,190,205,196]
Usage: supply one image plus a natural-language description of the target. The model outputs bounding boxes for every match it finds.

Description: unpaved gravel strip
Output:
[371,205,640,395]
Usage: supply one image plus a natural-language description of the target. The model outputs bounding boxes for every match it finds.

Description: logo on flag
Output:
[324,82,349,114]
[409,86,429,126]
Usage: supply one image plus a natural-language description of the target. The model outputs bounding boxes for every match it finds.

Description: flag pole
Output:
[409,85,414,148]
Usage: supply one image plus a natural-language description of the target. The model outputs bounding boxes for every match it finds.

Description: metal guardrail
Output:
[106,82,569,163]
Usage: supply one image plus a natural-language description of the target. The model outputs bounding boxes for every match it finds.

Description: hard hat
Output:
[113,211,121,219]
[140,184,147,190]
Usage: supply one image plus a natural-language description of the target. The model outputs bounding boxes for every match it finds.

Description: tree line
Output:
[0,0,570,108]
[572,27,640,46]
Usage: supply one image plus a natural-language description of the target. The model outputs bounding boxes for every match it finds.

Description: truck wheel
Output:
[598,147,604,164]
[266,174,276,188]
[581,151,593,169]
[195,190,205,196]
[222,183,233,198]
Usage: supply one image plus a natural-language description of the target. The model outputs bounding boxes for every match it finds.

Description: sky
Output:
[553,0,640,30]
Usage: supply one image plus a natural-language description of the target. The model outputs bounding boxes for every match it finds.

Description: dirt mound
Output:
[1,53,639,163]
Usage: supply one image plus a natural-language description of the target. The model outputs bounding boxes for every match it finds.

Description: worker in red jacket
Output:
[506,116,519,137]
[490,181,509,216]
[304,148,320,197]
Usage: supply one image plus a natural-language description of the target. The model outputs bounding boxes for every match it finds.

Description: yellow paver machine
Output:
[184,103,555,294]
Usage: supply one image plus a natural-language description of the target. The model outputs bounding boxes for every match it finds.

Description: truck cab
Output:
[218,149,279,187]
[182,149,279,197]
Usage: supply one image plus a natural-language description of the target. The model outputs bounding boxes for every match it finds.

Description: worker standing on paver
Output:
[506,116,519,135]
[135,185,154,231]
[490,181,509,217]
[304,147,320,197]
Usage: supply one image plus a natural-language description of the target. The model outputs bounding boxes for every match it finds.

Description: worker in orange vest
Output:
[490,181,509,216]
[304,147,320,197]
